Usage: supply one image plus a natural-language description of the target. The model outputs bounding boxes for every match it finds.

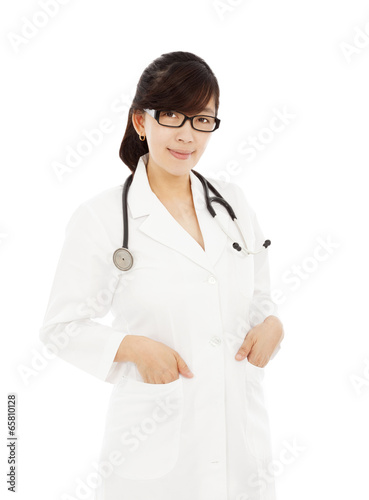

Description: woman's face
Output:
[132,95,216,178]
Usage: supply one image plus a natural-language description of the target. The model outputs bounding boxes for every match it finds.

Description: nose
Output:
[175,118,194,142]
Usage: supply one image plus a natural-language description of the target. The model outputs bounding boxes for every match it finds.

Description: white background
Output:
[1,0,369,498]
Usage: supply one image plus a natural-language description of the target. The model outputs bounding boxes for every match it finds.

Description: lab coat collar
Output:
[127,152,230,273]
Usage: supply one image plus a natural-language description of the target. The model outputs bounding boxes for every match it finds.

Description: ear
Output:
[132,111,145,135]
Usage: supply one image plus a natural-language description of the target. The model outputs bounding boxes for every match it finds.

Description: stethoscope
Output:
[113,170,271,271]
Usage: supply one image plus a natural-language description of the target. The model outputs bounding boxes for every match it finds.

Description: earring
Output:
[139,133,146,141]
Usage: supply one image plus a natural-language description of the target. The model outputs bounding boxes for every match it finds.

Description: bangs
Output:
[147,63,218,116]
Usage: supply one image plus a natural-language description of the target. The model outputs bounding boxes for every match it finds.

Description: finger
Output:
[235,334,253,361]
[175,353,194,377]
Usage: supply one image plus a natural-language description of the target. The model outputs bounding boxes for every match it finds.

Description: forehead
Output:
[179,101,216,116]
[173,94,216,116]
[200,106,215,114]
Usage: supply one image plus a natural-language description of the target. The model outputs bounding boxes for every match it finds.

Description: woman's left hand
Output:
[235,315,284,367]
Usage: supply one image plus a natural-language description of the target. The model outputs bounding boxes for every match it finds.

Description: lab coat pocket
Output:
[245,358,265,383]
[243,360,272,461]
[99,376,184,480]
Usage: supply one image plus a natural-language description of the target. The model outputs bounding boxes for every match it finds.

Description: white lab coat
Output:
[39,152,282,500]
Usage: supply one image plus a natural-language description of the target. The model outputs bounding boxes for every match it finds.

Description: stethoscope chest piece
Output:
[113,247,133,271]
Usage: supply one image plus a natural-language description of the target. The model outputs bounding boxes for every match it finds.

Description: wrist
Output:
[115,335,142,363]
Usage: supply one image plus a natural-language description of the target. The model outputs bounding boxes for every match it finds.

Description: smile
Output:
[167,149,193,160]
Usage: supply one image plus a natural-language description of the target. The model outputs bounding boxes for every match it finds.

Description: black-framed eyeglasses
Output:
[144,109,221,132]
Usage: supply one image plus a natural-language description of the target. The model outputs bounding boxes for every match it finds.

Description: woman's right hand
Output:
[115,335,194,384]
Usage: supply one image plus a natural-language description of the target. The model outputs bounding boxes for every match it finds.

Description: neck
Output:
[146,158,192,201]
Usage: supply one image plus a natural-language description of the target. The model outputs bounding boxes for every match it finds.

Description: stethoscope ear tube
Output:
[192,170,270,255]
[191,170,237,221]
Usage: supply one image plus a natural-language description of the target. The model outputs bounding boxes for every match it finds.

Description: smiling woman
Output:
[119,51,220,172]
[117,52,224,256]
[39,50,283,500]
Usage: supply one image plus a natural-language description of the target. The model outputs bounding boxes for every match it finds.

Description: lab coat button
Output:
[208,276,217,284]
[209,336,222,346]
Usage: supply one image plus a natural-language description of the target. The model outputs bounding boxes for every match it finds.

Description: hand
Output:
[115,335,194,384]
[235,315,284,367]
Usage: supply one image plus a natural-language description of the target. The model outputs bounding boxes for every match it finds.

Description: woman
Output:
[39,51,284,500]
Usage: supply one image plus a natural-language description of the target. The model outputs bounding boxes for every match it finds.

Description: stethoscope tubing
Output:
[113,169,270,271]
[191,170,271,256]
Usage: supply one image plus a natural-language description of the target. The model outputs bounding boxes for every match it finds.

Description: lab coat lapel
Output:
[127,153,230,274]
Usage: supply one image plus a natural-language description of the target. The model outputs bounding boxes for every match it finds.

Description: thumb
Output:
[176,354,194,378]
[235,334,253,361]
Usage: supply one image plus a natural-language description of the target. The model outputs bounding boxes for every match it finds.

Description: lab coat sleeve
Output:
[38,201,129,383]
[249,208,282,360]
[228,182,282,360]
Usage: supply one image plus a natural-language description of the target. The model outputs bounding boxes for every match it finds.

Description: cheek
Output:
[146,124,172,148]
[189,131,210,153]
[200,134,212,149]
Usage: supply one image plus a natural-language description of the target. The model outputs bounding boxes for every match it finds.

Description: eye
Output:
[160,111,177,118]
[194,116,212,124]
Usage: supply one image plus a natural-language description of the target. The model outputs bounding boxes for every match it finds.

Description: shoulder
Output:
[66,184,124,237]
[81,184,123,213]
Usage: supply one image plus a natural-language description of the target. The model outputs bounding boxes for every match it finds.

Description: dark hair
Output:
[119,51,220,172]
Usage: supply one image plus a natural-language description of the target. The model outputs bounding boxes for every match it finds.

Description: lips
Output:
[168,149,194,154]
[168,148,194,160]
